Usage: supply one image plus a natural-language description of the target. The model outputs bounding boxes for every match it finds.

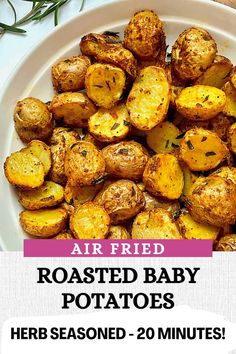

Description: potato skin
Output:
[64,182,103,207]
[230,66,236,90]
[49,92,96,127]
[52,55,91,92]
[54,231,74,240]
[24,140,51,175]
[143,191,180,213]
[64,141,106,187]
[222,81,236,118]
[172,27,217,80]
[102,140,149,181]
[228,122,236,154]
[215,234,236,251]
[132,208,182,239]
[94,179,145,224]
[14,97,53,143]
[143,153,184,200]
[126,66,170,131]
[106,226,130,239]
[211,166,236,185]
[186,176,236,227]
[124,10,164,60]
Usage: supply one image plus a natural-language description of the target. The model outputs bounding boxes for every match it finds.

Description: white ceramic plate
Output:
[0,0,236,250]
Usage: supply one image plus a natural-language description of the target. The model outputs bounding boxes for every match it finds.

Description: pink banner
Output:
[24,240,212,257]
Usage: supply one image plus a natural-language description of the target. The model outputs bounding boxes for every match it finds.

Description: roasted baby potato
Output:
[54,231,74,240]
[88,103,130,143]
[124,10,164,60]
[209,113,232,141]
[143,153,184,200]
[70,202,110,239]
[83,132,106,149]
[85,63,126,109]
[127,66,170,130]
[215,234,236,251]
[106,225,130,239]
[64,183,102,206]
[222,81,236,118]
[172,27,217,80]
[52,55,91,92]
[146,121,181,154]
[80,33,137,79]
[49,92,96,127]
[23,140,51,175]
[143,191,180,213]
[132,208,182,239]
[170,86,183,108]
[94,179,145,224]
[230,66,236,90]
[14,97,53,143]
[182,165,199,196]
[211,166,236,185]
[20,208,68,237]
[50,127,80,146]
[228,122,236,154]
[186,175,236,227]
[102,140,149,180]
[64,141,106,186]
[177,212,219,240]
[17,181,64,210]
[4,150,44,189]
[176,85,226,121]
[180,128,229,171]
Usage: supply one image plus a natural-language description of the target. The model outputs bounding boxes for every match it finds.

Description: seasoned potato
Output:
[124,10,164,60]
[177,213,219,240]
[106,226,130,239]
[17,181,64,210]
[215,234,236,251]
[59,202,74,216]
[132,208,182,239]
[54,231,74,240]
[64,141,106,187]
[194,55,232,88]
[24,140,51,175]
[228,122,236,153]
[186,175,236,227]
[64,183,102,206]
[209,113,232,141]
[70,202,110,239]
[180,128,229,171]
[127,66,170,130]
[146,121,181,154]
[14,97,53,143]
[222,81,236,118]
[143,191,180,213]
[80,33,137,79]
[20,208,67,237]
[88,103,130,143]
[170,86,184,108]
[52,55,91,92]
[83,132,106,149]
[4,150,44,189]
[211,166,236,184]
[102,140,149,180]
[230,66,236,90]
[182,165,199,196]
[50,127,80,146]
[176,85,226,121]
[143,153,184,199]
[95,179,145,224]
[172,27,217,80]
[85,63,126,109]
[49,92,96,127]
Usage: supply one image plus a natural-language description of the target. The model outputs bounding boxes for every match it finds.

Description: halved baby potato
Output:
[106,225,130,239]
[126,66,170,130]
[64,182,102,206]
[17,181,64,210]
[176,85,226,120]
[88,103,130,143]
[23,140,51,175]
[20,208,68,237]
[211,166,236,185]
[228,122,236,154]
[143,191,180,213]
[222,81,236,118]
[54,231,74,240]
[85,63,126,109]
[215,234,236,251]
[70,202,110,239]
[180,128,229,171]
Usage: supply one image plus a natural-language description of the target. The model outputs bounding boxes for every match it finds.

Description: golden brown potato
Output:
[80,33,137,79]
[4,150,44,189]
[176,85,226,121]
[106,226,130,239]
[88,103,130,143]
[208,113,232,141]
[180,128,229,171]
[24,140,51,175]
[211,166,236,184]
[102,140,149,180]
[230,66,236,90]
[182,165,199,196]
[70,202,110,239]
[59,202,75,216]
[50,127,80,146]
[194,55,233,88]
[126,66,170,130]
[14,97,53,143]
[132,208,182,239]
[54,231,74,240]
[228,122,236,153]
[143,191,180,213]
[52,55,91,92]
[83,132,106,149]
[170,86,184,108]
[64,182,103,206]
[20,208,68,238]
[64,141,106,187]
[143,153,184,200]
[186,175,236,227]
[124,10,164,60]
[215,234,236,251]
[222,81,236,118]
[85,63,126,109]
[146,121,181,154]
[17,181,64,210]
[172,27,217,80]
[94,179,145,224]
[49,92,96,127]
[177,213,219,240]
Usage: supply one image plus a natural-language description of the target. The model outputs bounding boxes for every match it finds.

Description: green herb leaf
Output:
[205,151,216,157]
[111,122,120,130]
[0,22,26,33]
[187,140,194,150]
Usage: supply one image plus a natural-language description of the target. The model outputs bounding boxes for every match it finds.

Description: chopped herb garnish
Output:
[81,150,87,157]
[165,139,169,149]
[94,84,103,88]
[172,210,182,220]
[203,95,209,103]
[201,136,207,142]
[187,140,194,150]
[111,122,120,130]
[106,80,111,90]
[171,142,179,149]
[131,187,135,197]
[92,175,107,185]
[118,148,129,154]
[205,151,216,156]
[124,120,130,126]
[103,30,119,37]
[176,131,186,139]
[70,143,78,149]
